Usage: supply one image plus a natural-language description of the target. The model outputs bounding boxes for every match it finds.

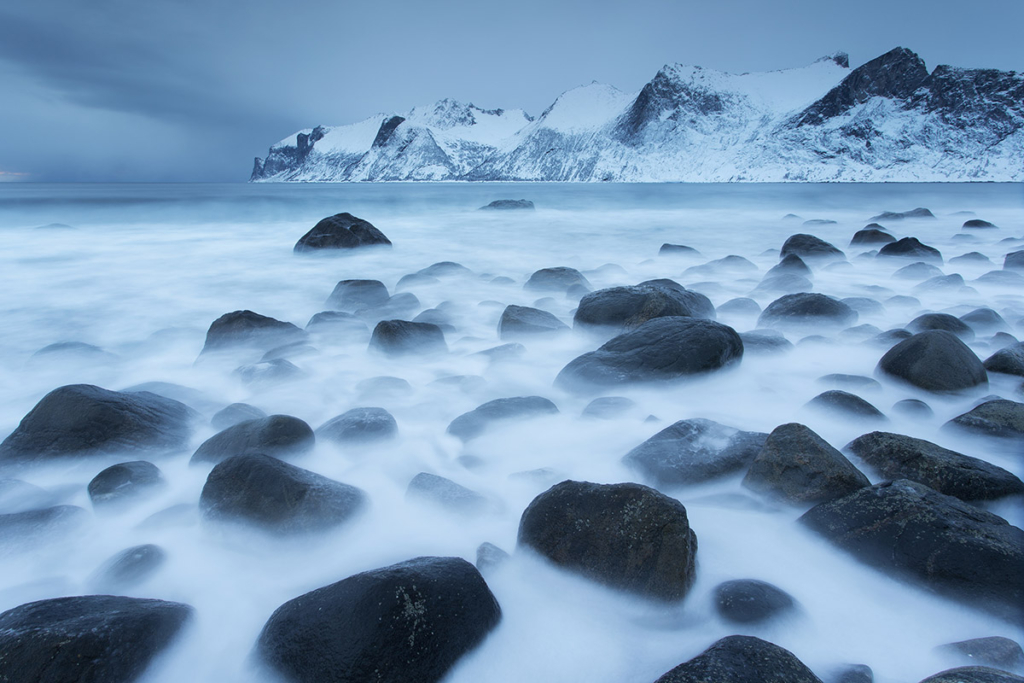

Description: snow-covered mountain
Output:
[250,48,1024,182]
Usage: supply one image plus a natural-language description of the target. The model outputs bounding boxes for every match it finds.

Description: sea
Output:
[0,181,1022,682]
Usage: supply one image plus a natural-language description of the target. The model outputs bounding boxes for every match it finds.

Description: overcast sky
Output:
[1,0,1021,182]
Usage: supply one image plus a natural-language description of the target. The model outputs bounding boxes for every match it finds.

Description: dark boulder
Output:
[944,399,1024,440]
[914,274,966,293]
[89,544,167,592]
[480,199,533,210]
[211,403,267,431]
[851,227,895,246]
[806,390,886,421]
[523,267,591,293]
[369,320,448,356]
[498,305,569,339]
[780,234,845,261]
[623,418,767,487]
[893,398,934,417]
[573,283,715,333]
[742,423,870,506]
[653,635,822,683]
[555,317,743,393]
[757,293,857,329]
[845,431,1024,501]
[406,473,489,514]
[740,330,793,354]
[961,308,1009,335]
[963,219,998,229]
[200,310,306,355]
[200,454,366,534]
[518,480,697,601]
[447,396,559,441]
[325,279,390,311]
[767,254,812,277]
[984,343,1024,377]
[832,664,874,683]
[88,461,166,509]
[316,407,397,445]
[800,479,1024,623]
[878,237,943,263]
[713,579,796,624]
[1005,251,1024,270]
[190,415,314,465]
[476,542,510,573]
[0,384,194,462]
[0,595,192,683]
[256,556,501,683]
[918,667,1024,683]
[950,252,993,265]
[660,243,701,256]
[294,212,391,252]
[936,637,1024,671]
[876,331,987,393]
[870,207,935,221]
[907,313,975,341]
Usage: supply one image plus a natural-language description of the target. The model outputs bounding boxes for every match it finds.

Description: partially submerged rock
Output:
[876,331,987,393]
[190,415,315,465]
[447,396,558,441]
[294,212,391,251]
[653,635,822,683]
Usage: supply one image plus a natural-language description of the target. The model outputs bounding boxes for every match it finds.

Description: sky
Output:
[1,0,1022,182]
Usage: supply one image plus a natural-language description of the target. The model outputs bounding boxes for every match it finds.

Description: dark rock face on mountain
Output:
[0,384,194,462]
[294,213,391,252]
[250,48,1023,184]
[256,556,501,683]
[0,595,192,683]
[518,480,698,601]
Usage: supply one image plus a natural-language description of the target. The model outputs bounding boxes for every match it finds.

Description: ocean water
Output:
[0,182,1022,682]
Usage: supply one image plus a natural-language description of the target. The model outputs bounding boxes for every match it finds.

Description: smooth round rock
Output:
[653,635,822,683]
[294,213,391,252]
[757,293,857,329]
[316,407,398,445]
[200,310,306,355]
[88,461,165,509]
[713,579,796,624]
[369,320,448,356]
[498,305,569,339]
[190,415,315,465]
[447,396,559,441]
[876,331,987,393]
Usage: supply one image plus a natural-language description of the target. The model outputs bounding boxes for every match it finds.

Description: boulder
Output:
[316,407,398,445]
[89,544,167,592]
[876,331,987,393]
[851,227,895,246]
[406,473,489,514]
[717,298,761,316]
[517,480,697,601]
[805,390,886,421]
[87,461,166,509]
[555,317,743,393]
[235,359,304,385]
[683,255,758,278]
[653,635,822,683]
[476,542,510,573]
[200,454,366,534]
[961,308,1009,335]
[581,396,637,420]
[200,310,306,355]
[294,212,391,251]
[523,267,591,293]
[498,305,569,339]
[878,237,943,263]
[713,579,796,624]
[757,293,857,329]
[305,311,371,339]
[800,479,1024,623]
[573,283,715,333]
[0,384,194,462]
[944,399,1024,440]
[660,243,701,256]
[623,418,767,487]
[256,556,501,683]
[984,343,1024,377]
[914,274,966,293]
[742,423,870,505]
[767,254,812,277]
[893,398,934,417]
[845,431,1024,501]
[893,262,944,280]
[325,279,390,311]
[870,208,935,221]
[190,415,314,465]
[740,330,793,354]
[1005,251,1024,270]
[780,234,845,261]
[936,637,1024,671]
[918,667,1024,683]
[369,320,448,356]
[963,219,998,229]
[447,396,559,441]
[0,596,192,683]
[907,313,975,341]
[211,403,267,431]
[480,199,533,210]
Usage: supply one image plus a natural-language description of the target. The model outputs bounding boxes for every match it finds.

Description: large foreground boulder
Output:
[200,454,366,534]
[294,213,391,252]
[573,282,715,333]
[800,479,1024,623]
[256,556,501,683]
[876,331,987,393]
[369,320,448,356]
[945,399,1024,440]
[743,423,869,505]
[190,415,315,465]
[555,317,743,393]
[653,635,822,683]
[845,431,1024,501]
[623,418,767,487]
[200,310,306,355]
[0,384,194,462]
[447,396,559,441]
[0,595,192,683]
[517,480,697,601]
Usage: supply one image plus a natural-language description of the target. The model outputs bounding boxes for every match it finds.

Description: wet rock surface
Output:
[876,331,987,393]
[190,414,315,465]
[653,635,823,683]
[294,212,391,251]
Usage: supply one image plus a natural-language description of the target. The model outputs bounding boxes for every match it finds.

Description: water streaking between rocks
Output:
[0,182,1022,683]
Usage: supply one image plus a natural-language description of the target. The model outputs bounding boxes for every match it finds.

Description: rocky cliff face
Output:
[250,48,1023,182]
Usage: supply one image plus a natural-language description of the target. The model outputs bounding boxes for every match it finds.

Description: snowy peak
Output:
[251,47,1023,183]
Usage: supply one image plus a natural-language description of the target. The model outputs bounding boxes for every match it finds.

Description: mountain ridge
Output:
[250,47,1024,183]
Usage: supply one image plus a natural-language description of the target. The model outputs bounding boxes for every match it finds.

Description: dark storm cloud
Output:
[1,0,1022,181]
